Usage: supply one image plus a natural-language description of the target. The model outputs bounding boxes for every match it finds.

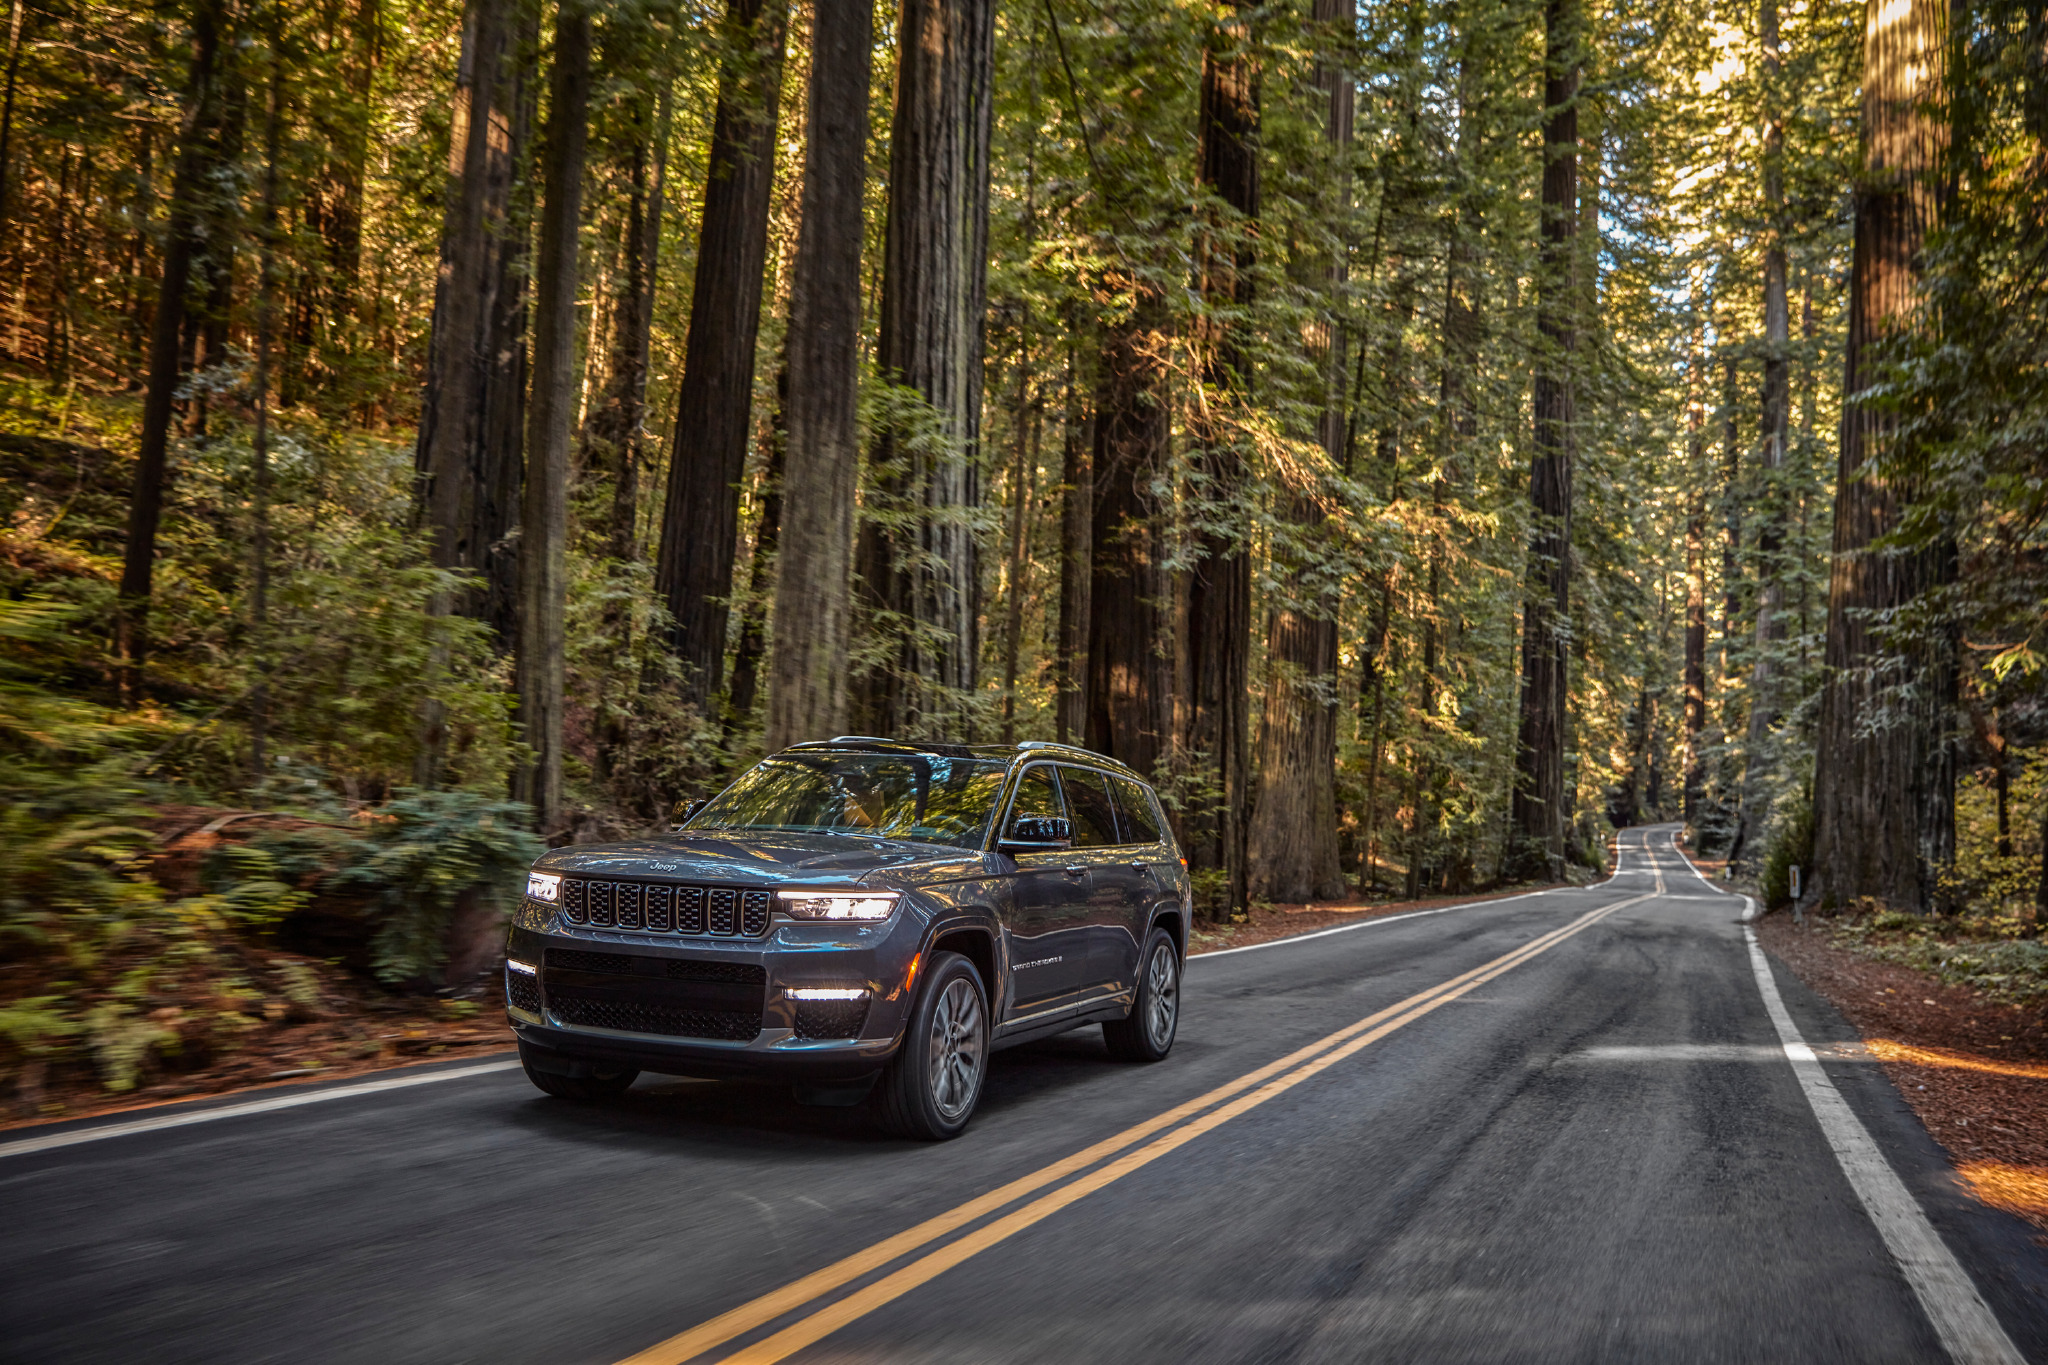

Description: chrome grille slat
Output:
[554,879,773,940]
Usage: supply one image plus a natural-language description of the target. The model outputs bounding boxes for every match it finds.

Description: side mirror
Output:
[669,797,707,831]
[999,815,1072,854]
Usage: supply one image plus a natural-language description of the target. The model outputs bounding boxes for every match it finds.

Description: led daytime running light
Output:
[507,959,537,976]
[776,891,899,921]
[527,872,562,902]
[784,987,870,1000]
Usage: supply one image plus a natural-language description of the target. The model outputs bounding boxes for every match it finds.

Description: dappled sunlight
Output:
[1866,1038,2048,1081]
[1956,1162,2048,1223]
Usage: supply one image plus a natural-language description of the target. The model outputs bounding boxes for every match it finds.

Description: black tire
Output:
[1103,928,1180,1063]
[519,1041,638,1102]
[873,951,989,1140]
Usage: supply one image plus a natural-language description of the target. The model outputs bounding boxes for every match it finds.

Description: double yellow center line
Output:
[620,869,1662,1365]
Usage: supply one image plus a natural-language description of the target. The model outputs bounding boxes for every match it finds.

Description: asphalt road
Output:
[5,826,2045,1364]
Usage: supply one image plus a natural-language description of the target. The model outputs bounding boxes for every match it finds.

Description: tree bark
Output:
[728,368,784,733]
[1054,341,1092,745]
[850,0,997,738]
[1506,0,1580,881]
[414,0,535,645]
[1085,289,1173,778]
[513,2,591,837]
[1737,0,1791,865]
[584,86,668,564]
[1248,0,1349,905]
[1807,0,1953,912]
[655,0,788,710]
[764,0,872,752]
[115,0,232,697]
[1186,1,1258,912]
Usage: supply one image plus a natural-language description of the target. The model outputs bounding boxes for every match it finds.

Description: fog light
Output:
[785,987,869,1000]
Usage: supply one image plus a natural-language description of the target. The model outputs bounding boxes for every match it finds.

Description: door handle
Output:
[1064,865,1085,877]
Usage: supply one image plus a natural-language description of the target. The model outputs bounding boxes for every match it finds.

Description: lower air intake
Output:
[549,997,761,1041]
[792,999,869,1041]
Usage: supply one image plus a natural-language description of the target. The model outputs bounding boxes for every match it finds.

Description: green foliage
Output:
[1829,910,2048,1009]
[327,791,544,986]
[1759,790,1815,910]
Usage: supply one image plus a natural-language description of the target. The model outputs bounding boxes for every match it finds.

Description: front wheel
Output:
[519,1041,638,1102]
[1103,929,1180,1062]
[873,952,989,1140]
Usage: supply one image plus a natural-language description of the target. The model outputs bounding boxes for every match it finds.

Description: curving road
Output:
[4,828,2044,1364]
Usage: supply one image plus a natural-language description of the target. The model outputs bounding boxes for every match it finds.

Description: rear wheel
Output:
[873,952,988,1140]
[1103,929,1179,1062]
[519,1041,638,1102]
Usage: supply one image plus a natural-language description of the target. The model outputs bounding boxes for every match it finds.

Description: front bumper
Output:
[503,911,922,1082]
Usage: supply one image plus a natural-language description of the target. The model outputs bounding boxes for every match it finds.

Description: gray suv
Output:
[505,738,1192,1138]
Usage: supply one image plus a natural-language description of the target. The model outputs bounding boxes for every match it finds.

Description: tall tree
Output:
[584,82,670,563]
[1506,0,1583,879]
[1185,0,1257,911]
[1737,0,1791,861]
[1806,0,1952,911]
[414,0,536,642]
[513,0,592,836]
[114,0,234,696]
[850,0,998,737]
[1086,287,1174,775]
[1054,342,1092,746]
[654,0,788,709]
[765,0,874,752]
[1247,0,1349,904]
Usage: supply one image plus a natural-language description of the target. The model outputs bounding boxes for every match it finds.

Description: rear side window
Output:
[1110,777,1163,844]
[1058,767,1119,848]
[1004,765,1064,835]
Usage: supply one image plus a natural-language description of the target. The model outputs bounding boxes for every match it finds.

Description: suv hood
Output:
[533,829,984,890]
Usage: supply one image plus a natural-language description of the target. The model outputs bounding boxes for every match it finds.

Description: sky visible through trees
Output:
[3,0,2045,921]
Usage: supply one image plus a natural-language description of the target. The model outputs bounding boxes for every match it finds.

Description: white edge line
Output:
[0,1058,522,1161]
[1192,832,1651,963]
[1743,925,2024,1365]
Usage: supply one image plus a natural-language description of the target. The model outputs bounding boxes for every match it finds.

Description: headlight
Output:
[527,872,562,902]
[776,891,899,921]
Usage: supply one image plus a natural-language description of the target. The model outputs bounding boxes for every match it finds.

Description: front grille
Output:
[560,879,771,938]
[544,948,766,987]
[549,997,760,1041]
[792,999,869,1041]
[505,965,541,1015]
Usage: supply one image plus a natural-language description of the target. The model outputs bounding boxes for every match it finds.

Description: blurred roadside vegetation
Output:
[0,378,619,1101]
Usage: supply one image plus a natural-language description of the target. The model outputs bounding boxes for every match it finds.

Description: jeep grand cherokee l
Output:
[505,738,1192,1138]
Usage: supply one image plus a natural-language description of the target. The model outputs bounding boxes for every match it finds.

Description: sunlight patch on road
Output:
[1956,1161,2048,1223]
[1866,1039,2048,1081]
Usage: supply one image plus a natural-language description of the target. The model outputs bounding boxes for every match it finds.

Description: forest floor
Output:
[1676,841,2048,1232]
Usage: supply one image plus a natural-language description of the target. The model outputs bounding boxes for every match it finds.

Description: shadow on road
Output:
[497,1028,1122,1153]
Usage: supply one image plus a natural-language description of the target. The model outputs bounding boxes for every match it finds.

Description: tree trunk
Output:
[1186,1,1258,913]
[1506,0,1580,881]
[1248,0,1349,905]
[727,369,785,733]
[655,0,790,710]
[1085,288,1173,778]
[1737,0,1790,865]
[248,7,283,780]
[513,2,591,838]
[1720,352,1741,671]
[1054,342,1092,745]
[414,0,535,645]
[764,0,872,752]
[1807,0,1953,912]
[115,0,232,697]
[999,351,1037,744]
[850,0,996,738]
[585,85,670,563]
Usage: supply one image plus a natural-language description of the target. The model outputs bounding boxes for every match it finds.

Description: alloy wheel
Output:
[1145,943,1179,1049]
[927,976,985,1121]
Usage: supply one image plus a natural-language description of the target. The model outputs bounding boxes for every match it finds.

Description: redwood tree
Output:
[654,0,788,709]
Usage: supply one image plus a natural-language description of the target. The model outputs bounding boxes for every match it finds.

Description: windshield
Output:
[691,753,1010,849]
